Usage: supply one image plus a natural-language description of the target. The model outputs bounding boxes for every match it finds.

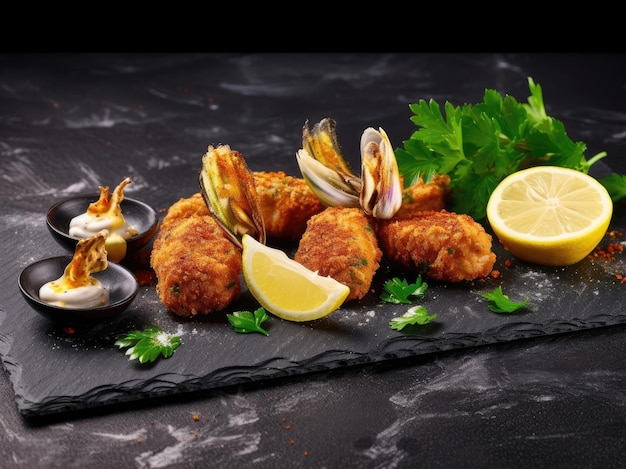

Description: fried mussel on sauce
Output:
[150,118,497,317]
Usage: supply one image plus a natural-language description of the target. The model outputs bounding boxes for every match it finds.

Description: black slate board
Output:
[1,53,626,418]
[2,200,626,417]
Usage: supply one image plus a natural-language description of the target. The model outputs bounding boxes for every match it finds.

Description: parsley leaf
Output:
[390,305,438,331]
[227,307,269,335]
[396,77,623,220]
[114,326,181,364]
[599,173,626,202]
[481,286,529,313]
[381,276,428,304]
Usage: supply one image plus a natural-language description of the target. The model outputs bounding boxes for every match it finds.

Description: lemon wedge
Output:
[241,234,350,321]
[486,166,613,266]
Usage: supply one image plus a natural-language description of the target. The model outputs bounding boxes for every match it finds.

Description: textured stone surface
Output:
[1,53,625,468]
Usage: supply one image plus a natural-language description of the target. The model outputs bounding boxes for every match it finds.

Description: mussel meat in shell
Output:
[199,145,266,248]
[296,118,362,208]
[359,126,402,219]
[296,117,403,219]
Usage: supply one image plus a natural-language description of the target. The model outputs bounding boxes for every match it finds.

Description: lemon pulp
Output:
[486,166,613,266]
[241,234,350,321]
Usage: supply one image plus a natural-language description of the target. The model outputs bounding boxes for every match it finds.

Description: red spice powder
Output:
[589,230,626,282]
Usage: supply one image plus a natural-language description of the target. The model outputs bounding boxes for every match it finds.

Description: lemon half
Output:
[241,234,350,322]
[486,166,613,266]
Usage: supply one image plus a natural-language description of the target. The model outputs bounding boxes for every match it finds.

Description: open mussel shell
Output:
[199,145,266,248]
[297,118,362,208]
[359,127,403,219]
[297,118,403,220]
[301,118,358,178]
[296,148,361,208]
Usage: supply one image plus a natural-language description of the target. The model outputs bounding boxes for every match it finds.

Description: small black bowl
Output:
[46,194,159,257]
[18,256,139,325]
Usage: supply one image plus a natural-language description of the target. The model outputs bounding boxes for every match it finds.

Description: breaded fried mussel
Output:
[394,174,451,219]
[253,171,325,241]
[150,194,242,317]
[295,206,382,301]
[376,209,496,282]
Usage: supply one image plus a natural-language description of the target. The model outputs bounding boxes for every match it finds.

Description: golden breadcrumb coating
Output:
[150,194,242,317]
[294,206,382,301]
[156,193,211,233]
[376,210,496,282]
[253,171,325,241]
[394,174,451,220]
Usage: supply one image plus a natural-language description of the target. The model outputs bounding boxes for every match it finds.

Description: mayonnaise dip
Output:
[69,211,137,240]
[39,280,109,309]
[68,178,138,263]
[39,229,111,309]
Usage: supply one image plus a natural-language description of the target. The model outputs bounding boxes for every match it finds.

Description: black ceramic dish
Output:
[46,195,159,257]
[18,256,139,325]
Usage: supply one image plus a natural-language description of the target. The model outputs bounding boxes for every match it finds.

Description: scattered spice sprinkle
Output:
[589,229,626,283]
[280,417,309,457]
[488,231,625,282]
[590,230,625,262]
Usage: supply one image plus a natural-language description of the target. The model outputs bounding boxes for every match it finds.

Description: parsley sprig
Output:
[114,326,181,363]
[227,307,269,335]
[380,276,428,304]
[390,305,438,331]
[395,77,623,220]
[381,276,438,330]
[481,286,529,313]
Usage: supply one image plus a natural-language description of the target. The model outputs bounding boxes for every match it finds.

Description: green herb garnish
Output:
[390,305,438,330]
[114,326,181,363]
[395,76,623,220]
[381,276,428,304]
[481,286,529,313]
[227,307,269,335]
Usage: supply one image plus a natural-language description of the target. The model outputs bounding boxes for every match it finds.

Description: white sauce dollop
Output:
[39,228,111,309]
[69,212,136,240]
[39,280,109,309]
